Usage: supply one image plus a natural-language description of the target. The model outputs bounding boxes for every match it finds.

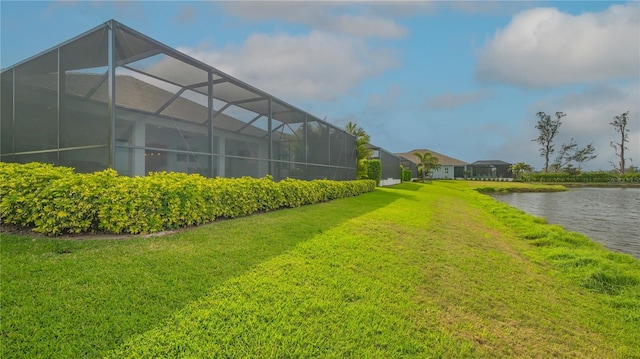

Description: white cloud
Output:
[367,84,404,110]
[221,2,409,39]
[43,1,80,18]
[178,31,398,102]
[425,90,491,110]
[331,12,407,38]
[447,1,535,16]
[174,5,197,24]
[477,3,640,88]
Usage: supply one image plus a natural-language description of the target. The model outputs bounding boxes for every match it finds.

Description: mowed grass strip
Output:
[1,193,395,358]
[111,182,637,358]
[2,181,639,358]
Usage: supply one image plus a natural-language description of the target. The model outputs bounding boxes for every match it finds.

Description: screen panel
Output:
[344,133,357,175]
[329,126,346,167]
[380,150,400,180]
[13,50,58,153]
[223,156,268,178]
[59,147,109,173]
[1,70,14,155]
[306,164,332,180]
[60,28,109,149]
[13,151,57,165]
[306,119,329,166]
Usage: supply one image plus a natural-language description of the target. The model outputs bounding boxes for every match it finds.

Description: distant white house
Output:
[395,149,468,180]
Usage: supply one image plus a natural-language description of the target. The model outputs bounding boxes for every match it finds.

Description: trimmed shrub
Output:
[401,166,412,182]
[0,162,376,235]
[366,159,381,186]
[33,169,117,234]
[0,162,75,228]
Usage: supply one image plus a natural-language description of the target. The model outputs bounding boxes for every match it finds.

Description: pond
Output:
[491,187,640,259]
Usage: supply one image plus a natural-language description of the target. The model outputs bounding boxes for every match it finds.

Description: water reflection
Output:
[492,187,640,259]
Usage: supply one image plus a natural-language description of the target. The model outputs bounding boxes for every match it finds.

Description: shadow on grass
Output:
[386,182,424,191]
[1,188,400,358]
[379,182,433,202]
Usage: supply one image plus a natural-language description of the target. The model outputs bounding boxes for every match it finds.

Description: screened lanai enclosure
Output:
[0,20,357,181]
[468,160,513,179]
[366,144,401,186]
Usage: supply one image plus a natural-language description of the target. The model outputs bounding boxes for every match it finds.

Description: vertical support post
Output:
[304,114,308,180]
[208,70,214,177]
[327,123,331,168]
[267,97,273,177]
[340,135,345,179]
[57,47,66,165]
[344,131,348,174]
[11,69,16,161]
[56,47,61,164]
[107,20,116,169]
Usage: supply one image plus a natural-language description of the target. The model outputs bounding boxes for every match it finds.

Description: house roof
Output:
[469,160,512,166]
[396,149,468,166]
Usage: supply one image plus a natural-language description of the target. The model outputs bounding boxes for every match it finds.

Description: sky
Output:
[1,0,638,172]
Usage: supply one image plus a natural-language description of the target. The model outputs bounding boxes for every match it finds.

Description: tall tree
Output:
[610,111,631,174]
[414,151,440,182]
[345,121,372,179]
[508,162,533,180]
[552,138,597,174]
[532,111,565,173]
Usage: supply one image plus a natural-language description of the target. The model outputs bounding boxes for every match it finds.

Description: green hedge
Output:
[0,162,376,236]
[523,172,640,183]
[400,166,412,182]
[366,159,381,186]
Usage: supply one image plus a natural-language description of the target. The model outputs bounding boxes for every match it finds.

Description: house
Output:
[396,149,469,179]
[468,160,513,179]
[0,20,357,181]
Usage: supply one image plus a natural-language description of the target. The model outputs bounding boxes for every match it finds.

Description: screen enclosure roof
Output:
[1,19,347,134]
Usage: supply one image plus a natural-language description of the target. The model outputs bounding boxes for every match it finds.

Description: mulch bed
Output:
[0,223,188,241]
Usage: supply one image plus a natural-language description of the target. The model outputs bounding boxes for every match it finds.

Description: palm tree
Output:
[345,122,372,179]
[509,162,533,180]
[414,151,440,182]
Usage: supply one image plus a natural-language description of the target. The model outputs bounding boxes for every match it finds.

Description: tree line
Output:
[528,111,632,175]
[346,109,633,183]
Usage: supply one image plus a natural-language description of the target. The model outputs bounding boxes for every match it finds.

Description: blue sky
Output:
[1,1,638,171]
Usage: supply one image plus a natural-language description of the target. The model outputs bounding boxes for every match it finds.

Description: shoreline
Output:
[559,182,640,188]
[517,181,640,188]
[485,188,639,260]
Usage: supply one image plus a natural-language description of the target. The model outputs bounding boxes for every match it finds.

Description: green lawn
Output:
[2,181,639,358]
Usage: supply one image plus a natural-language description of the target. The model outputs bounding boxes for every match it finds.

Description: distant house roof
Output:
[469,160,512,166]
[396,149,468,166]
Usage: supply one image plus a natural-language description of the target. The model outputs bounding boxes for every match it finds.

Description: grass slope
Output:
[2,181,639,358]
